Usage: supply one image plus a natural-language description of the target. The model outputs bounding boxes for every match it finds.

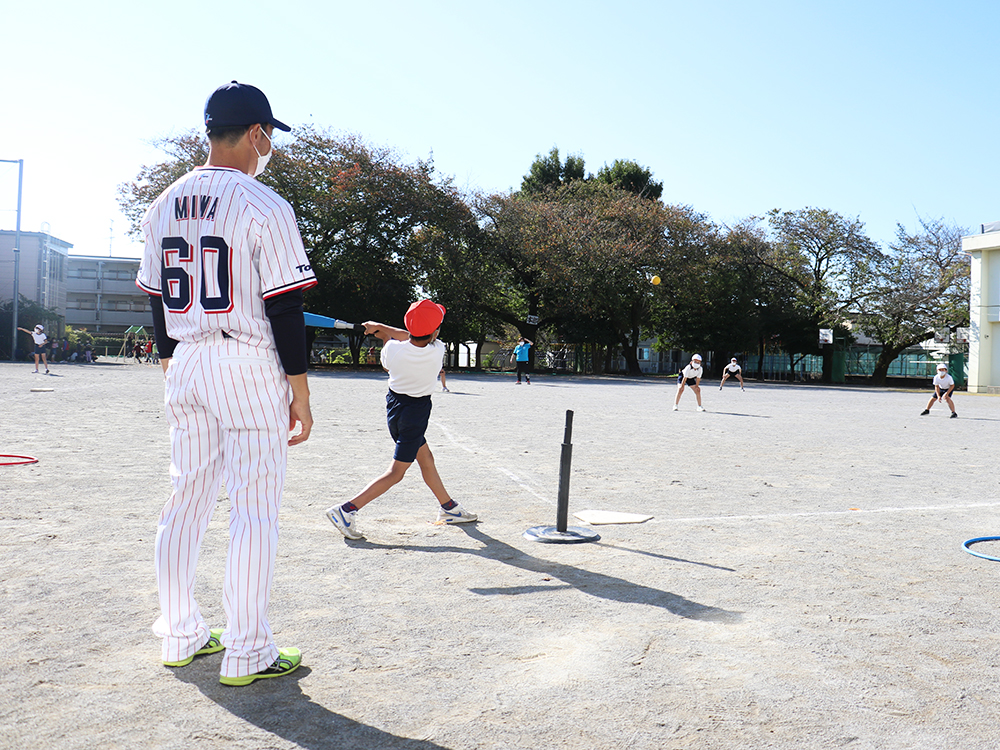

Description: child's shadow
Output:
[355,525,742,623]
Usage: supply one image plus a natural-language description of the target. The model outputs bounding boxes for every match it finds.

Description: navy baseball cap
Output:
[204,81,290,131]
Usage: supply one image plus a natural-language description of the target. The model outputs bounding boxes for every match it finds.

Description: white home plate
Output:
[574,510,653,525]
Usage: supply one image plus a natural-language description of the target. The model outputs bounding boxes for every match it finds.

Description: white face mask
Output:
[252,128,272,177]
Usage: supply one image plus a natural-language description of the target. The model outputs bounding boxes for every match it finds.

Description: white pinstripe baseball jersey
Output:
[136,166,316,345]
[141,163,315,678]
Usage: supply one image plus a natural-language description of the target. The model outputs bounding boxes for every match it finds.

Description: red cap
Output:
[404,299,446,337]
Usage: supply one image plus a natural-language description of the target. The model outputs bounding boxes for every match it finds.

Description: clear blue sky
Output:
[1,0,997,259]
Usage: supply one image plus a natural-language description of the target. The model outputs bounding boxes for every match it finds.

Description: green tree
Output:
[117,133,209,240]
[409,221,508,368]
[595,159,663,201]
[476,181,673,374]
[856,217,969,385]
[520,147,585,194]
[647,207,730,360]
[722,218,823,379]
[753,208,882,381]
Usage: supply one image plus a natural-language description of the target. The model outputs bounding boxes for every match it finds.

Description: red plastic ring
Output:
[0,454,39,466]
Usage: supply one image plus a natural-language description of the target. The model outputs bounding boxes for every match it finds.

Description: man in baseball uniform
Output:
[17,324,50,373]
[137,81,316,686]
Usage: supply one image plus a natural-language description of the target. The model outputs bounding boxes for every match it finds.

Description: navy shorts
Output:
[386,390,432,463]
[34,345,46,355]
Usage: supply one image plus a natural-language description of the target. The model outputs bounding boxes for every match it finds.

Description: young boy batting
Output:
[325,300,478,539]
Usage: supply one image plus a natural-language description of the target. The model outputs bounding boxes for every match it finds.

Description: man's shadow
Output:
[172,663,452,750]
[353,525,742,623]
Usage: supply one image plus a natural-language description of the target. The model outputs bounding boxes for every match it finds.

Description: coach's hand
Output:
[287,374,313,446]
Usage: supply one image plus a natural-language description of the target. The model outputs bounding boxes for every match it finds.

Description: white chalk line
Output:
[430,419,553,505]
[430,419,1000,521]
[666,501,1000,524]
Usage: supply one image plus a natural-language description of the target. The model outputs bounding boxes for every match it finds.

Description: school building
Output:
[0,229,152,338]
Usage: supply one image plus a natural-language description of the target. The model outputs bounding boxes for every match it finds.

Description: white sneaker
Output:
[672,405,678,411]
[697,406,705,412]
[436,503,478,524]
[325,505,363,539]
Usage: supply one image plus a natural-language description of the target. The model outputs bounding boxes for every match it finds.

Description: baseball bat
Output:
[332,320,366,334]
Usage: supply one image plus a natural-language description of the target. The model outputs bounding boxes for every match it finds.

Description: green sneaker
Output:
[163,628,225,667]
[219,647,302,686]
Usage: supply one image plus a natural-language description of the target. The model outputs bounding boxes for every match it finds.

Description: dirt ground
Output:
[3,359,1000,750]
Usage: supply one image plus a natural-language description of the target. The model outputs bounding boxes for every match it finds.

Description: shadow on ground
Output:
[350,525,742,624]
[173,664,453,750]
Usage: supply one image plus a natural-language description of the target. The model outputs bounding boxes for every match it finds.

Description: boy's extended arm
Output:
[364,321,409,342]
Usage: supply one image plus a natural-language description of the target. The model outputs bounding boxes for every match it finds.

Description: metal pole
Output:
[522,408,599,544]
[555,410,574,532]
[3,159,23,362]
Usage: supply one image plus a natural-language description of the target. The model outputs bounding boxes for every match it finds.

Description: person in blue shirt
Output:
[510,337,533,384]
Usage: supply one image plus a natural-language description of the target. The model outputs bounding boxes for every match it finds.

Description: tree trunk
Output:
[821,344,833,383]
[870,345,905,386]
[622,326,643,376]
[349,332,364,365]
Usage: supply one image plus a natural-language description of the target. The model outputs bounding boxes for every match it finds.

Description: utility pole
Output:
[2,159,23,362]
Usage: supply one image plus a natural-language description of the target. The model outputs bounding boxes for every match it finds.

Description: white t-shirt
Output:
[381,339,445,397]
[933,373,954,390]
[31,331,47,346]
[724,363,741,373]
[682,363,703,380]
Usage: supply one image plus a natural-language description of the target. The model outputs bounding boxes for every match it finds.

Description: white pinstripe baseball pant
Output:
[152,338,290,678]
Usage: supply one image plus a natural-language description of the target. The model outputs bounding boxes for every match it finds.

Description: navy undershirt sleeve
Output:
[148,294,179,360]
[265,289,308,376]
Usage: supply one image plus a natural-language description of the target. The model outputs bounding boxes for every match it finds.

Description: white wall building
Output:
[1,229,152,336]
[963,223,1000,393]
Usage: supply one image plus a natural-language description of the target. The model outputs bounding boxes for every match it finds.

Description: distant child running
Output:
[18,325,50,374]
[511,337,533,384]
[325,300,477,539]
[674,353,705,411]
[921,363,957,418]
[719,358,745,390]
